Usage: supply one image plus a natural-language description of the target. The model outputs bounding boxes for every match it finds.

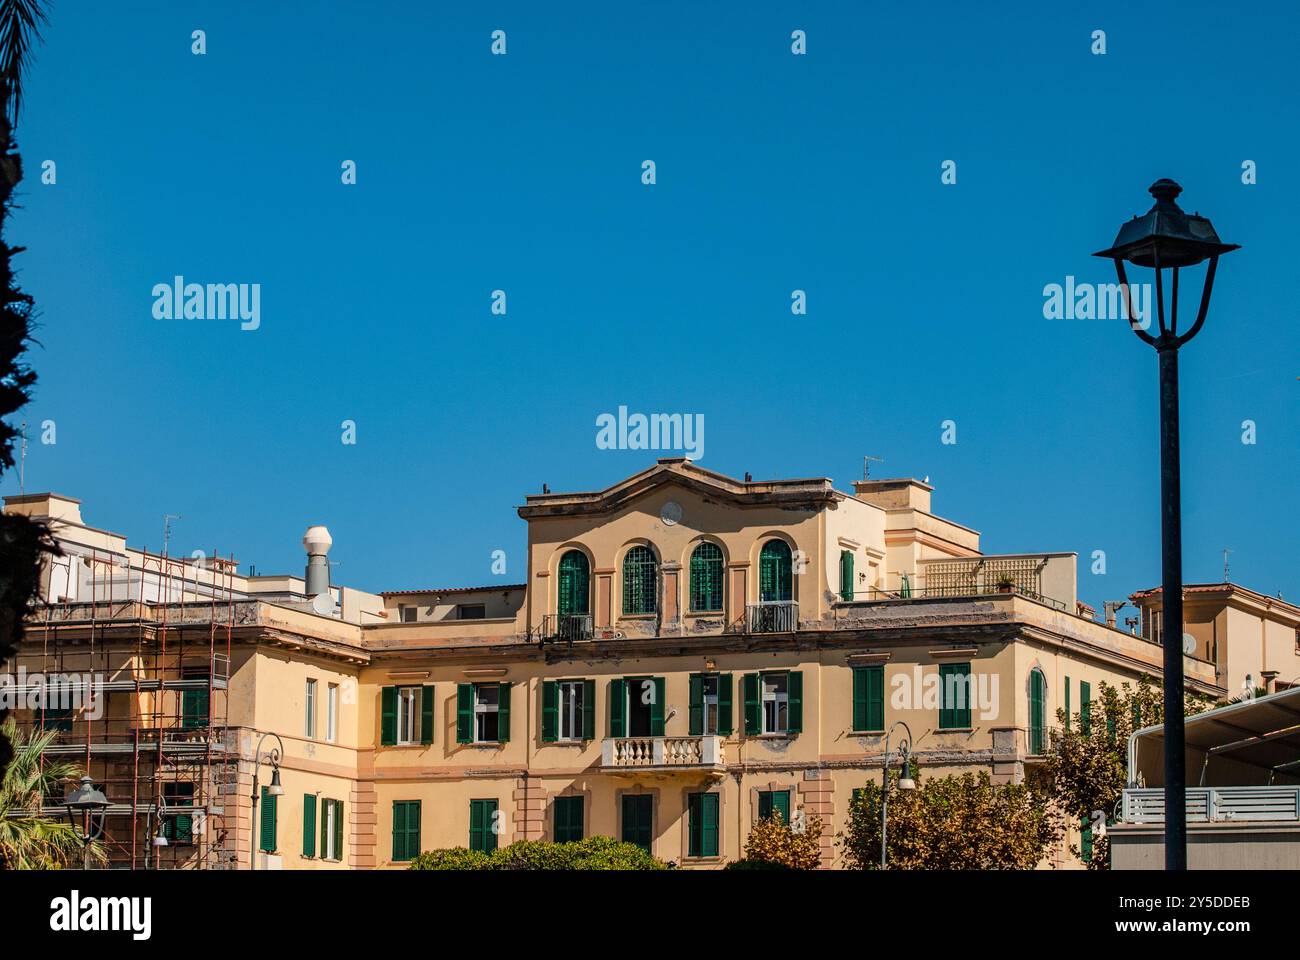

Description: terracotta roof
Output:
[1129,583,1300,617]
[380,584,525,598]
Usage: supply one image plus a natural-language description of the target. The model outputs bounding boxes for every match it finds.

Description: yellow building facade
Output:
[11,459,1292,869]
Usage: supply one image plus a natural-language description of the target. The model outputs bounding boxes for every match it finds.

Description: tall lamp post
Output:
[249,732,285,871]
[63,775,110,870]
[1094,179,1238,870]
[879,720,916,869]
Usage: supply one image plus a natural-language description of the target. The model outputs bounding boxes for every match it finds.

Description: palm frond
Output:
[0,0,50,125]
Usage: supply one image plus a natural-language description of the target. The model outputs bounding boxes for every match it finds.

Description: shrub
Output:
[742,814,824,870]
[723,858,794,870]
[408,836,667,871]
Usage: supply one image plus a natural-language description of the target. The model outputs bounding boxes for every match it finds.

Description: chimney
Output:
[303,525,332,596]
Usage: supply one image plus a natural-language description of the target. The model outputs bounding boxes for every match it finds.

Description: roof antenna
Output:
[18,420,26,495]
[542,483,549,494]
[862,455,884,480]
[1222,547,1232,583]
[162,514,183,558]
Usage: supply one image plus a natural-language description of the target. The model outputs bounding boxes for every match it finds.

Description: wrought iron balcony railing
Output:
[540,613,594,643]
[745,601,798,634]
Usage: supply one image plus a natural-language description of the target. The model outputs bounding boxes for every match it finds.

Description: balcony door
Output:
[759,540,792,602]
[557,550,590,616]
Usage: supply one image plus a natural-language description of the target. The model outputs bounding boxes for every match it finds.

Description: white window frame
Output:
[399,605,418,623]
[474,684,499,743]
[558,680,584,741]
[701,675,719,736]
[305,678,317,738]
[322,799,339,860]
[762,673,789,735]
[326,683,338,743]
[397,686,421,745]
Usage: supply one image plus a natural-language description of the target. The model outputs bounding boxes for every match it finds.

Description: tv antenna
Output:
[1222,547,1232,583]
[162,514,183,557]
[18,420,26,495]
[862,455,885,480]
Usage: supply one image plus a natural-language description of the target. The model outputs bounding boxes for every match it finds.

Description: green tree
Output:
[839,770,1059,870]
[0,718,104,868]
[1035,675,1211,869]
[0,0,53,797]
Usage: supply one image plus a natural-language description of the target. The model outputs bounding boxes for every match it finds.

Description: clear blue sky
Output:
[7,0,1298,612]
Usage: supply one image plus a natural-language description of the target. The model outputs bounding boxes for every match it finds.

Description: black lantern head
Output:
[1094,179,1239,268]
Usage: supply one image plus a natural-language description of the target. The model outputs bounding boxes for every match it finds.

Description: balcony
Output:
[540,613,594,643]
[1121,786,1300,824]
[601,735,725,776]
[746,601,798,634]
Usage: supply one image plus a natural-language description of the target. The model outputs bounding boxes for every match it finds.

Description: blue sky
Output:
[7,0,1298,612]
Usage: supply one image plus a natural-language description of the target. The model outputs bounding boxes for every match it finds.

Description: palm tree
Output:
[0,0,52,799]
[0,718,104,868]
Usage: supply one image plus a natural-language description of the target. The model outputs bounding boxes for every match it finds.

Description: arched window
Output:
[758,540,792,602]
[689,542,724,612]
[622,545,658,615]
[1029,668,1047,754]
[557,551,590,616]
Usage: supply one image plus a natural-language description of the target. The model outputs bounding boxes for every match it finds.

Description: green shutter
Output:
[609,679,626,738]
[391,801,405,861]
[1064,676,1071,730]
[321,798,330,859]
[940,663,971,729]
[1029,671,1045,754]
[718,674,733,736]
[470,799,499,853]
[380,686,397,746]
[498,683,511,743]
[456,683,473,743]
[688,674,703,737]
[1080,816,1093,862]
[852,667,867,731]
[650,677,665,736]
[867,665,884,731]
[758,790,772,821]
[773,790,790,825]
[788,671,803,734]
[1081,682,1092,735]
[621,794,652,852]
[840,550,854,601]
[334,800,344,860]
[554,796,583,844]
[582,679,596,739]
[260,786,277,853]
[542,680,558,742]
[743,673,760,735]
[689,793,719,857]
[420,685,434,744]
[303,794,316,858]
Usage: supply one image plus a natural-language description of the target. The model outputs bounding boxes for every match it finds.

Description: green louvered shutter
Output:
[940,663,971,729]
[650,677,665,736]
[391,801,406,860]
[1081,681,1092,735]
[303,794,316,857]
[1064,676,1072,730]
[380,686,396,746]
[542,681,558,742]
[321,799,329,859]
[420,685,434,744]
[260,786,276,853]
[582,679,596,739]
[773,790,790,824]
[840,550,854,601]
[609,679,626,738]
[852,667,868,731]
[1029,670,1045,754]
[456,684,473,743]
[788,671,803,734]
[689,674,703,736]
[498,683,511,743]
[334,800,344,860]
[718,674,733,735]
[743,673,760,735]
[407,801,420,858]
[867,665,884,731]
[689,793,719,857]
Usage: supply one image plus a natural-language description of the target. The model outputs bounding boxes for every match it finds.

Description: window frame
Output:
[621,544,659,616]
[557,680,584,742]
[688,541,724,613]
[326,682,338,743]
[687,791,720,858]
[457,603,486,620]
[305,678,317,739]
[474,683,500,743]
[396,685,422,746]
[761,672,789,735]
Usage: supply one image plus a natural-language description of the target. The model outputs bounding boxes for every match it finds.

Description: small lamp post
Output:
[880,720,916,869]
[1094,179,1239,871]
[63,775,110,870]
[250,732,285,871]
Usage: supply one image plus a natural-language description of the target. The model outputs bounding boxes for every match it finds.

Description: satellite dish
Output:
[311,593,334,616]
[1181,632,1196,655]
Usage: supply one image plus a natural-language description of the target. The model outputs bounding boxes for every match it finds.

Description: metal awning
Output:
[1127,686,1300,788]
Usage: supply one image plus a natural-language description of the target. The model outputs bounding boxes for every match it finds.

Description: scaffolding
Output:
[20,546,239,869]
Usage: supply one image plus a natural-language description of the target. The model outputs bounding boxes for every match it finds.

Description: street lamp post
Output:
[249,732,285,871]
[879,719,916,869]
[63,775,110,870]
[1095,179,1238,871]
